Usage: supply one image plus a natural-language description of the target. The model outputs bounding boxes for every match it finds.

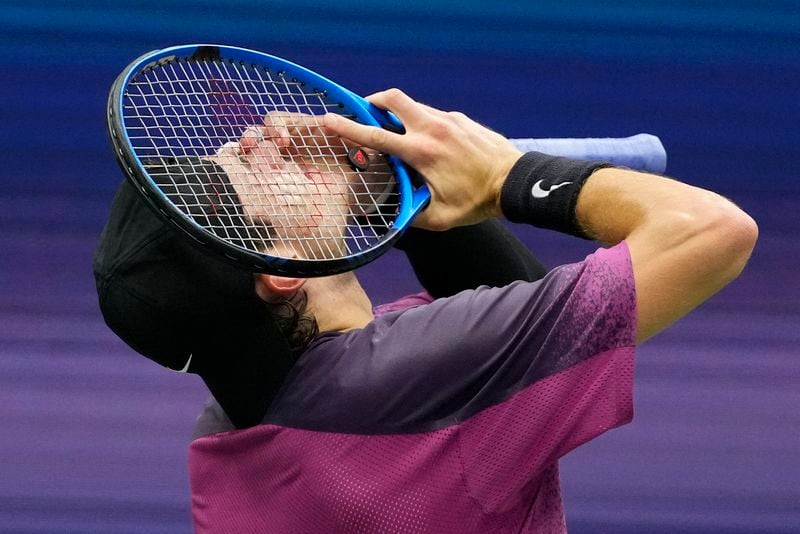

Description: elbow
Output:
[724,207,758,277]
[701,197,758,282]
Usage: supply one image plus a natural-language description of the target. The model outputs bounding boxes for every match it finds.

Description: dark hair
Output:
[263,288,319,356]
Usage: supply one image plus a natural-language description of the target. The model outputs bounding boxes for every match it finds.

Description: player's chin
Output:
[267,211,349,256]
[289,236,347,261]
[309,227,349,260]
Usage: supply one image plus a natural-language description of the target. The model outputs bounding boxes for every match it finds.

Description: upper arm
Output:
[578,168,758,344]
[627,207,757,343]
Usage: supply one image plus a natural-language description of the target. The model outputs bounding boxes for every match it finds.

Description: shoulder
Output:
[192,243,635,437]
[260,244,634,431]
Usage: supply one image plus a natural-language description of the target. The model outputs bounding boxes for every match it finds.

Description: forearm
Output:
[396,221,547,297]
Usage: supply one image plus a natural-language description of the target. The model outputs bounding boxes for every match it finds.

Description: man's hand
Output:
[207,127,351,259]
[258,112,354,179]
[256,112,396,218]
[322,89,523,231]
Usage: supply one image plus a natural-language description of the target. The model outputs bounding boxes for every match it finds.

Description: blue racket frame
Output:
[108,44,430,276]
[109,44,667,277]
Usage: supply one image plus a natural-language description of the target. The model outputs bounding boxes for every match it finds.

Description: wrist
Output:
[490,149,524,219]
[499,152,613,238]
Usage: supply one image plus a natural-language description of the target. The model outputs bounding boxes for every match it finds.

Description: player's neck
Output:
[305,272,374,333]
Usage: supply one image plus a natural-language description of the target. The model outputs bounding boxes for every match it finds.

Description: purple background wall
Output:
[1,2,798,532]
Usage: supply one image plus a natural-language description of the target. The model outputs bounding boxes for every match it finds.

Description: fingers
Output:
[239,127,285,174]
[365,88,430,128]
[323,88,438,154]
[264,111,320,133]
[239,127,265,154]
[263,112,352,163]
[323,113,405,154]
[216,141,242,159]
[264,112,312,149]
[208,141,248,180]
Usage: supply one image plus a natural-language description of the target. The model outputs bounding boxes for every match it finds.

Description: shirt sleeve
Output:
[265,242,636,439]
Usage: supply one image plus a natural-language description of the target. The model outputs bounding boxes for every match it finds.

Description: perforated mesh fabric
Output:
[189,243,637,533]
[191,345,632,533]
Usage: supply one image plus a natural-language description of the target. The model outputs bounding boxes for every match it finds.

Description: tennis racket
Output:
[107,44,666,277]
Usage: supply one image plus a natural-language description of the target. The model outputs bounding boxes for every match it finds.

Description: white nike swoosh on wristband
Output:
[531,180,572,199]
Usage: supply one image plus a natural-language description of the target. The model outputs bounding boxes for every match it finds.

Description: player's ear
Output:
[254,273,307,302]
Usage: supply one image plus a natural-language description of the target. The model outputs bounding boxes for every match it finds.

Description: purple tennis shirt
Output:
[189,242,637,533]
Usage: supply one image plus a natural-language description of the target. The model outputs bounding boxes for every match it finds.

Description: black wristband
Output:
[500,152,614,239]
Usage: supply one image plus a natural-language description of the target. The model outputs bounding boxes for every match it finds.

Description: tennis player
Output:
[94,89,757,532]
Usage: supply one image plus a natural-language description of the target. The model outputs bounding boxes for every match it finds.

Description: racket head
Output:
[107,44,429,277]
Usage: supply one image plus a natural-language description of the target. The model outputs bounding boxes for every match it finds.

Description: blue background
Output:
[1,1,798,532]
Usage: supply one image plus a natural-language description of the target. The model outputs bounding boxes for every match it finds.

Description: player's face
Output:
[210,126,354,260]
[210,114,396,261]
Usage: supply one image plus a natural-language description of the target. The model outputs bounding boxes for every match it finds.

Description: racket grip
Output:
[510,134,667,174]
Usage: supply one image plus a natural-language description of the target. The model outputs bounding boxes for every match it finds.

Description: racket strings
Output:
[124,57,399,261]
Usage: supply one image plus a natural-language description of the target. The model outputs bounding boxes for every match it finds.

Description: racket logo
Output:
[348,147,371,171]
[531,180,572,199]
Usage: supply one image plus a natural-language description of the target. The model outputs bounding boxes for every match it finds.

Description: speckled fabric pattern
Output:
[189,242,637,533]
[373,291,434,316]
